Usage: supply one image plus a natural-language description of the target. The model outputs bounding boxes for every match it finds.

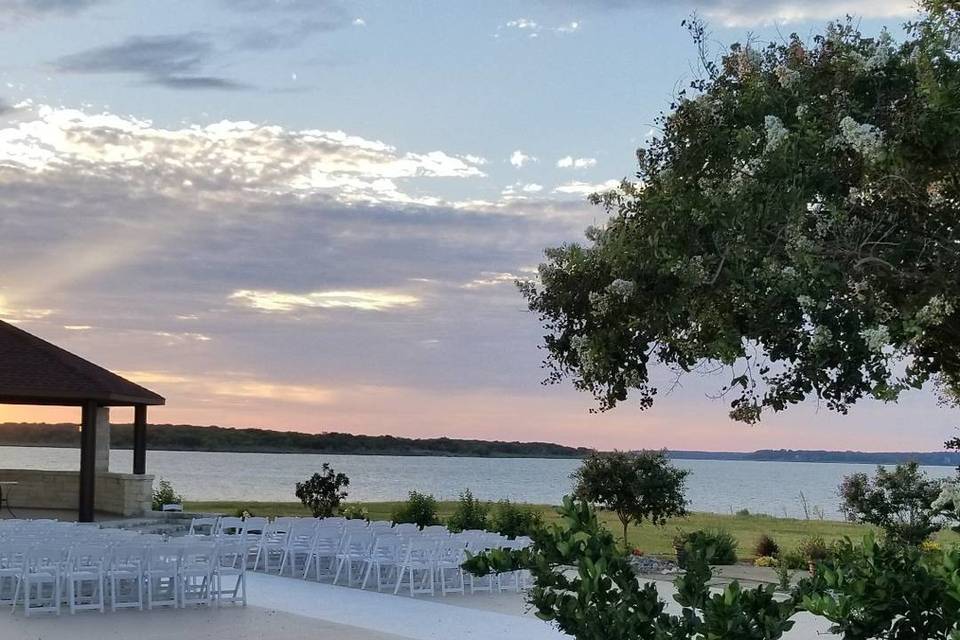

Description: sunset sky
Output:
[0,0,954,452]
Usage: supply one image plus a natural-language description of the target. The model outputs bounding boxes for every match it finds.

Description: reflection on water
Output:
[0,446,953,519]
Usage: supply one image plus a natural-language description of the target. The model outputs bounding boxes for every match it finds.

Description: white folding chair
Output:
[303,527,341,581]
[254,519,291,573]
[216,517,244,537]
[334,531,374,586]
[361,536,402,591]
[65,544,106,614]
[107,543,145,611]
[145,545,179,609]
[393,523,419,535]
[23,545,63,616]
[278,520,317,577]
[436,539,466,596]
[188,517,220,536]
[394,538,437,597]
[179,541,216,607]
[213,539,247,606]
[0,543,27,609]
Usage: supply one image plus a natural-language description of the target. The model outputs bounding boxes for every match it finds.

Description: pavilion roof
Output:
[0,320,165,406]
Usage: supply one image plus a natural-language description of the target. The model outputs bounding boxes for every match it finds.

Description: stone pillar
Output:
[94,407,111,473]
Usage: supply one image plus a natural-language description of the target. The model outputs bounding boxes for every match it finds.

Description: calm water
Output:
[0,446,954,520]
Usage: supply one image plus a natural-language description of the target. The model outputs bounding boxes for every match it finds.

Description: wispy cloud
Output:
[54,34,249,91]
[565,0,913,26]
[556,156,596,169]
[0,0,103,26]
[554,179,621,195]
[230,289,421,313]
[498,18,581,38]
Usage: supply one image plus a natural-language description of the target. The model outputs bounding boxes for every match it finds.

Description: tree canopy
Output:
[522,2,960,422]
[572,449,689,546]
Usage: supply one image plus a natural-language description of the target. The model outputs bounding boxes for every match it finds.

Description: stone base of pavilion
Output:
[0,469,153,517]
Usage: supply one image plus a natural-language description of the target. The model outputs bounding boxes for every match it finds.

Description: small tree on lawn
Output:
[572,450,689,547]
[838,462,947,545]
[295,463,350,518]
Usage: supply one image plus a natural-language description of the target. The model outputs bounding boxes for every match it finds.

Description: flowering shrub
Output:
[520,2,960,422]
[754,555,777,568]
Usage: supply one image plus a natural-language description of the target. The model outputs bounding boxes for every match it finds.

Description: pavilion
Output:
[0,320,165,521]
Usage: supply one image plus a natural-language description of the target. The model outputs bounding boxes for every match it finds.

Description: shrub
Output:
[735,508,751,517]
[674,528,738,567]
[151,478,182,511]
[805,533,960,639]
[446,489,489,533]
[798,536,829,565]
[774,560,793,592]
[754,555,776,567]
[233,507,254,518]
[295,464,350,518]
[489,500,543,538]
[340,503,368,521]
[838,462,946,545]
[754,534,780,558]
[572,449,689,546]
[464,497,798,640]
[391,491,440,528]
[778,549,806,570]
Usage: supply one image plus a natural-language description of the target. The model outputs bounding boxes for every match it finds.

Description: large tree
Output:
[572,450,689,546]
[522,3,960,423]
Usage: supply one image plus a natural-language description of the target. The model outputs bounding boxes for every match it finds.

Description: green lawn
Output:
[185,499,959,560]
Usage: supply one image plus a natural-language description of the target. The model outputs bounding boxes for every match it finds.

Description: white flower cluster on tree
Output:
[764,115,789,153]
[839,116,884,160]
[860,325,890,353]
[916,295,956,327]
[606,279,635,300]
[932,481,960,519]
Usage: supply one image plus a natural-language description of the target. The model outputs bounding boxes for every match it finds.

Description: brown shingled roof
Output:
[0,320,165,406]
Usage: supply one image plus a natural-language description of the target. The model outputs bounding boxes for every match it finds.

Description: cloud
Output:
[700,0,913,25]
[509,150,536,168]
[501,182,544,199]
[54,34,248,91]
[0,105,486,205]
[561,0,913,26]
[0,0,103,25]
[500,18,581,37]
[556,156,597,169]
[554,179,621,195]
[0,294,52,323]
[352,17,366,26]
[461,272,521,289]
[229,289,421,313]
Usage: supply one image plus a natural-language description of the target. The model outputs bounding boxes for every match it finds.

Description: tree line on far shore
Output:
[0,422,592,458]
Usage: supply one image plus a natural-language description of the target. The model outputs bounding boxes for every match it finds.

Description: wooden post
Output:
[133,404,147,475]
[78,400,98,522]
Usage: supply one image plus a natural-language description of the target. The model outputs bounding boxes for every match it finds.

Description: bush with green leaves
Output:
[572,449,689,546]
[803,533,960,639]
[391,491,440,528]
[151,478,182,511]
[294,464,350,518]
[839,462,947,545]
[797,536,830,565]
[340,503,368,521]
[674,528,738,567]
[446,489,489,533]
[754,534,780,558]
[489,500,543,538]
[778,549,807,571]
[464,497,799,640]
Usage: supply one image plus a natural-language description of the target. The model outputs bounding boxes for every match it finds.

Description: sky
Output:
[0,0,954,452]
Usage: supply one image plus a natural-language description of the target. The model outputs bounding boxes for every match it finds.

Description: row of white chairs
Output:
[188,515,532,598]
[0,520,248,615]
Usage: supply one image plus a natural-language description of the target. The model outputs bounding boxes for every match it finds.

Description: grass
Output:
[185,499,959,560]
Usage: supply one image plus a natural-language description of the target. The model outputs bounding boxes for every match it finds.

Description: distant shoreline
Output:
[0,422,957,466]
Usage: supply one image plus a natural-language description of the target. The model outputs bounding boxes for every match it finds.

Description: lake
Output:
[0,446,954,520]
